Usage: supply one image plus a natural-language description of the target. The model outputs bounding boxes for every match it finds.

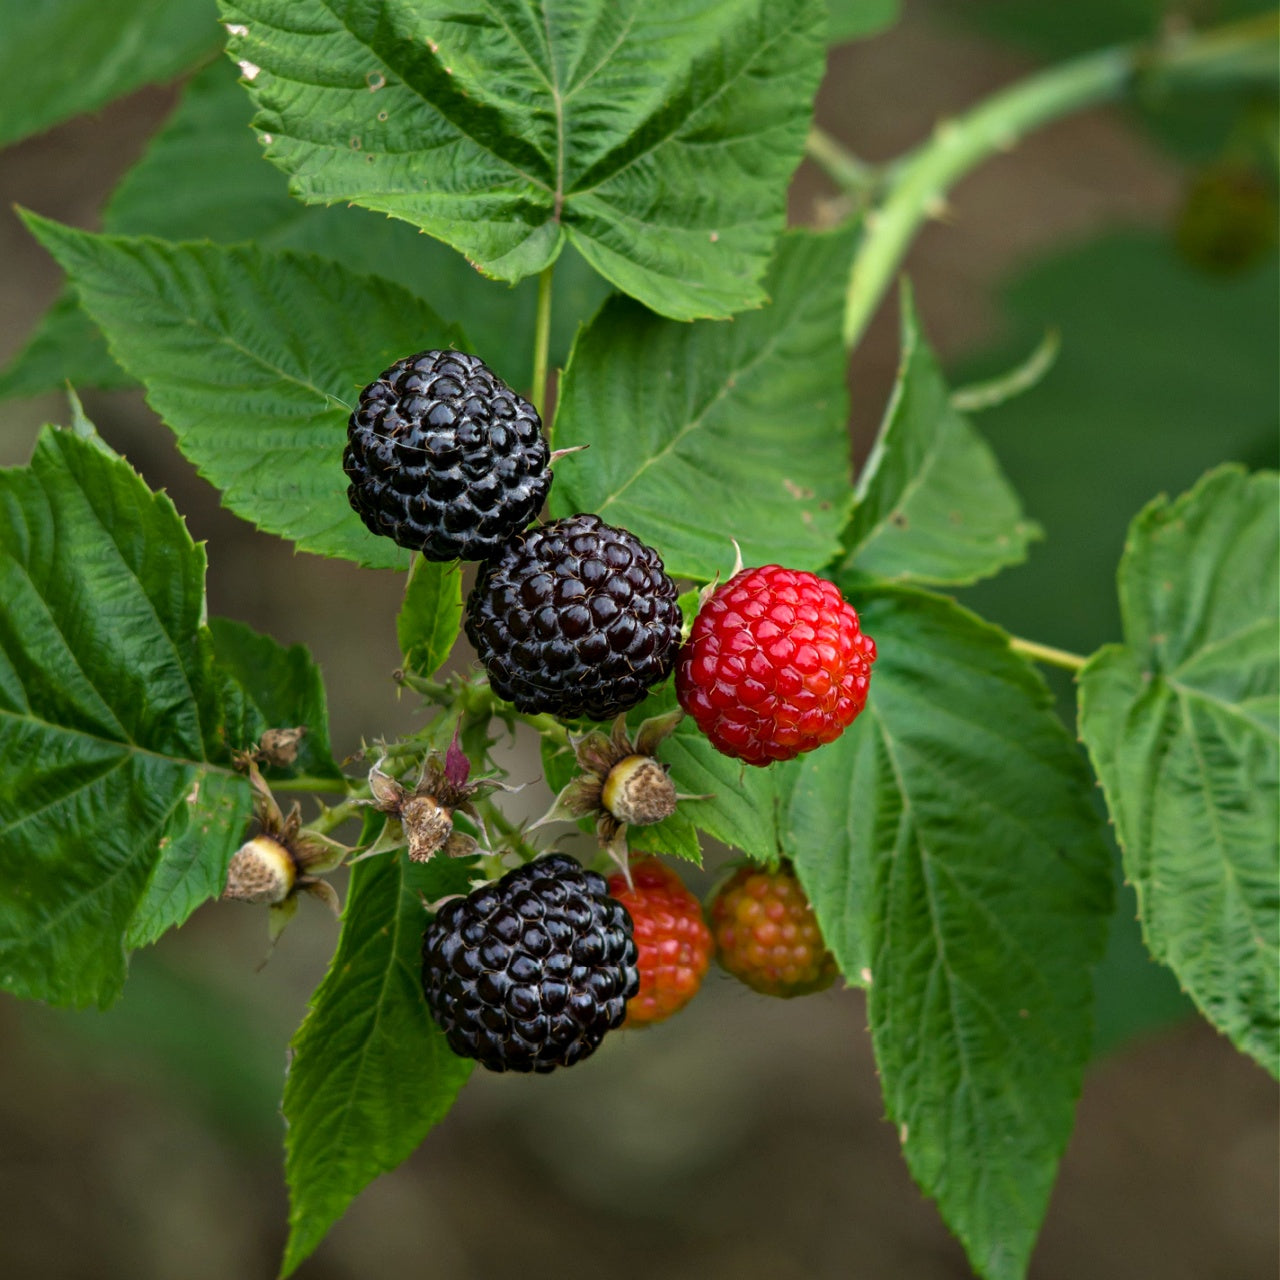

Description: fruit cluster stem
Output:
[840,12,1280,349]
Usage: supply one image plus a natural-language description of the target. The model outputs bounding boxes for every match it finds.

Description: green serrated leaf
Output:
[0,425,251,1007]
[1079,466,1279,1078]
[550,228,856,581]
[828,0,899,42]
[208,617,343,780]
[842,286,1040,588]
[787,585,1113,1280]
[397,558,463,679]
[21,213,470,569]
[219,0,827,320]
[282,847,472,1277]
[0,0,219,149]
[1,58,608,401]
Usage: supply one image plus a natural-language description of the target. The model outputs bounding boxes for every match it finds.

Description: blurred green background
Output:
[0,1,1276,1277]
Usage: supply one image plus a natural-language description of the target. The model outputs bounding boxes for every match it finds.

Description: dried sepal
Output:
[299,878,341,917]
[231,725,309,772]
[634,708,684,757]
[365,727,513,864]
[259,726,306,767]
[266,896,299,949]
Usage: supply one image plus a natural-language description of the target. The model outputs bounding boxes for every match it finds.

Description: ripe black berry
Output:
[344,349,550,561]
[464,514,682,721]
[422,853,639,1072]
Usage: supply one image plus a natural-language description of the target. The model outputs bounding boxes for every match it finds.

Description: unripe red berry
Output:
[708,862,837,998]
[608,858,712,1027]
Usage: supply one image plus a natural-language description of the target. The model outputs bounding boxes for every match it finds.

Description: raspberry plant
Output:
[0,2,1276,1277]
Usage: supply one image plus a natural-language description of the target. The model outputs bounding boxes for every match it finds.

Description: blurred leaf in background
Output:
[943,0,1280,162]
[0,0,219,149]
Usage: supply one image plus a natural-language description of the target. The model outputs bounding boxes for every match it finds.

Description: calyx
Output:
[537,711,701,862]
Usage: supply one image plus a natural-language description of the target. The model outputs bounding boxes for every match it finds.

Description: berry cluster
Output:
[420,852,838,1069]
[345,350,683,723]
[345,349,855,1071]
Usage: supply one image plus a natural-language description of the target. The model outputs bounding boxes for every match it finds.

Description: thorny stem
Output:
[395,669,571,746]
[307,796,366,838]
[840,12,1280,349]
[531,262,555,421]
[394,670,451,702]
[477,799,542,863]
[1008,635,1088,673]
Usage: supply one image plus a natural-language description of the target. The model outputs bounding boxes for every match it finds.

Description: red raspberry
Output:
[675,566,875,766]
[608,858,712,1027]
[708,862,837,998]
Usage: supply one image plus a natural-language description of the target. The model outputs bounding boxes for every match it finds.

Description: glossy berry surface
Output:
[608,858,712,1027]
[676,565,875,766]
[422,853,638,1073]
[709,862,837,998]
[344,349,549,560]
[465,513,682,721]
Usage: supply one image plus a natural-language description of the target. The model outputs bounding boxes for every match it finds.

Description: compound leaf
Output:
[1,58,610,400]
[0,0,219,149]
[23,213,465,569]
[1079,465,1279,1078]
[843,287,1040,587]
[397,558,463,680]
[0,424,251,1007]
[220,0,827,320]
[282,841,473,1276]
[785,585,1113,1280]
[550,227,856,582]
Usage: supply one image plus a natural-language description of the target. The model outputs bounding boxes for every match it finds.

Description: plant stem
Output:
[308,797,365,837]
[806,126,881,193]
[477,799,542,862]
[517,710,571,746]
[531,262,555,418]
[394,670,452,702]
[842,13,1280,349]
[269,776,354,795]
[1008,635,1088,673]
